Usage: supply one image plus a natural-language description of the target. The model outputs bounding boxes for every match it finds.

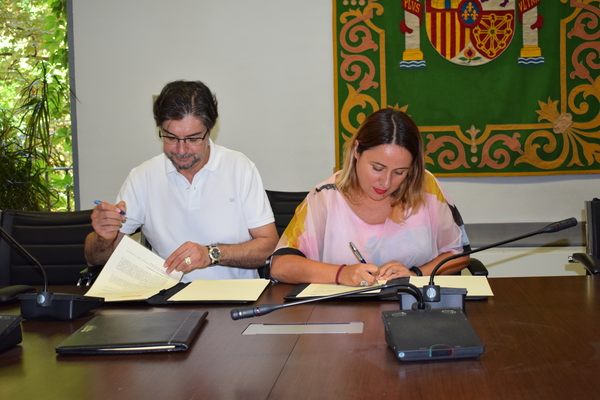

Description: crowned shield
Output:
[425,0,516,66]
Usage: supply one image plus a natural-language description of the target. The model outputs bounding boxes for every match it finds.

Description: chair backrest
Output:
[0,209,94,286]
[585,198,600,258]
[266,190,309,236]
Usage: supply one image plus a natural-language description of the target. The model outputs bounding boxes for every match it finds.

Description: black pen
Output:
[94,200,126,215]
[349,242,367,264]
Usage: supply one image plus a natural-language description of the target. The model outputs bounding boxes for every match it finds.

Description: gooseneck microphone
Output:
[0,227,104,321]
[422,217,578,302]
[231,281,428,320]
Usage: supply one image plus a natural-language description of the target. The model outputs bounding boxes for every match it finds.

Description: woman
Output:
[269,108,470,286]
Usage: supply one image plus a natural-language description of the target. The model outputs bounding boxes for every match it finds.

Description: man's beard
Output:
[167,151,203,171]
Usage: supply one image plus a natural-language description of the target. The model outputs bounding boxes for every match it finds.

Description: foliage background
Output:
[0,0,73,211]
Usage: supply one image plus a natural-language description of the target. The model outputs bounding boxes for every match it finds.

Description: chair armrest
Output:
[466,257,488,276]
[77,265,104,287]
[568,253,600,275]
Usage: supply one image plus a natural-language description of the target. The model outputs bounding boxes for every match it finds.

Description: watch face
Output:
[209,246,221,263]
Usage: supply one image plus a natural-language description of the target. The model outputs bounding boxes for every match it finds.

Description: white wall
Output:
[72,0,335,209]
[71,1,598,276]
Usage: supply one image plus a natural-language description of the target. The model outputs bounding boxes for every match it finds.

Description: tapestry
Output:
[333,0,600,177]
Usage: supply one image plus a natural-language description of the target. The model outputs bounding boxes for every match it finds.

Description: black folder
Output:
[0,314,23,353]
[145,282,265,305]
[56,310,207,355]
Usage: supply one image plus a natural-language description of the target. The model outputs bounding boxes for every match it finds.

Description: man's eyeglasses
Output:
[159,129,209,146]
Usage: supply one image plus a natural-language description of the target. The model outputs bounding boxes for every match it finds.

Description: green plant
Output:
[0,0,73,211]
[0,107,52,210]
[0,61,71,211]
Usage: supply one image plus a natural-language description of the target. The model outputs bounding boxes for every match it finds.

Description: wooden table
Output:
[1,276,599,400]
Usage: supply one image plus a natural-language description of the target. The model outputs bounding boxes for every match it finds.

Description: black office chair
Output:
[264,190,487,276]
[0,209,95,286]
[266,190,309,236]
[569,198,600,275]
[261,190,309,278]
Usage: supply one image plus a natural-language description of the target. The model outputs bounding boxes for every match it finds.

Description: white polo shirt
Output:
[116,139,274,281]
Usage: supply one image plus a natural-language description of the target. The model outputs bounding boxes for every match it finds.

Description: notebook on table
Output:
[56,310,207,355]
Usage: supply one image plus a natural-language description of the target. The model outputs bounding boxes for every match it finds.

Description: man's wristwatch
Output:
[409,266,422,276]
[207,246,222,265]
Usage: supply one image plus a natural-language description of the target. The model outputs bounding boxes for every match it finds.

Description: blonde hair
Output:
[336,108,425,218]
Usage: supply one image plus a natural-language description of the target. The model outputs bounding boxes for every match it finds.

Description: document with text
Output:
[85,235,183,302]
[85,236,270,303]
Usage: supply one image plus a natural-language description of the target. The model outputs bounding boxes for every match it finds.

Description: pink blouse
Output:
[275,171,469,268]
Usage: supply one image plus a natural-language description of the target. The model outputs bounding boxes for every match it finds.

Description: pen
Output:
[94,200,126,215]
[349,242,366,264]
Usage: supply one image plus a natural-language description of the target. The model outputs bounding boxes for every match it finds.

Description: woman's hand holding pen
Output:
[375,261,413,281]
[345,241,377,286]
[338,263,379,287]
[91,200,127,242]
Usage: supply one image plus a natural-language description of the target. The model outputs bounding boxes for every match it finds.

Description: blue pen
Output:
[349,242,366,264]
[94,200,126,215]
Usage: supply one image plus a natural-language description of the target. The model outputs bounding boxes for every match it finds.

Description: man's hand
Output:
[164,242,211,274]
[91,201,127,242]
[85,201,127,266]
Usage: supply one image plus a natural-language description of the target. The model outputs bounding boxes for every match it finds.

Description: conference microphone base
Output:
[18,293,104,321]
[382,307,484,362]
[398,287,467,311]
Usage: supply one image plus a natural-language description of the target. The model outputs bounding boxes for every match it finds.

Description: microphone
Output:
[422,217,578,302]
[231,281,429,320]
[231,304,284,320]
[0,227,104,321]
[537,218,578,234]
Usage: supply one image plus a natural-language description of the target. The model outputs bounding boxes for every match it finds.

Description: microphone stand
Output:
[231,281,428,320]
[0,227,104,321]
[422,217,578,302]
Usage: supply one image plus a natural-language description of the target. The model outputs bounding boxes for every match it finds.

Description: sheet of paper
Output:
[168,279,270,302]
[242,322,364,335]
[296,281,386,298]
[409,275,494,297]
[296,276,493,298]
[85,235,183,302]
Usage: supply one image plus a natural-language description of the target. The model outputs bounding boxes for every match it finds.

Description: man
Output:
[84,80,278,281]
